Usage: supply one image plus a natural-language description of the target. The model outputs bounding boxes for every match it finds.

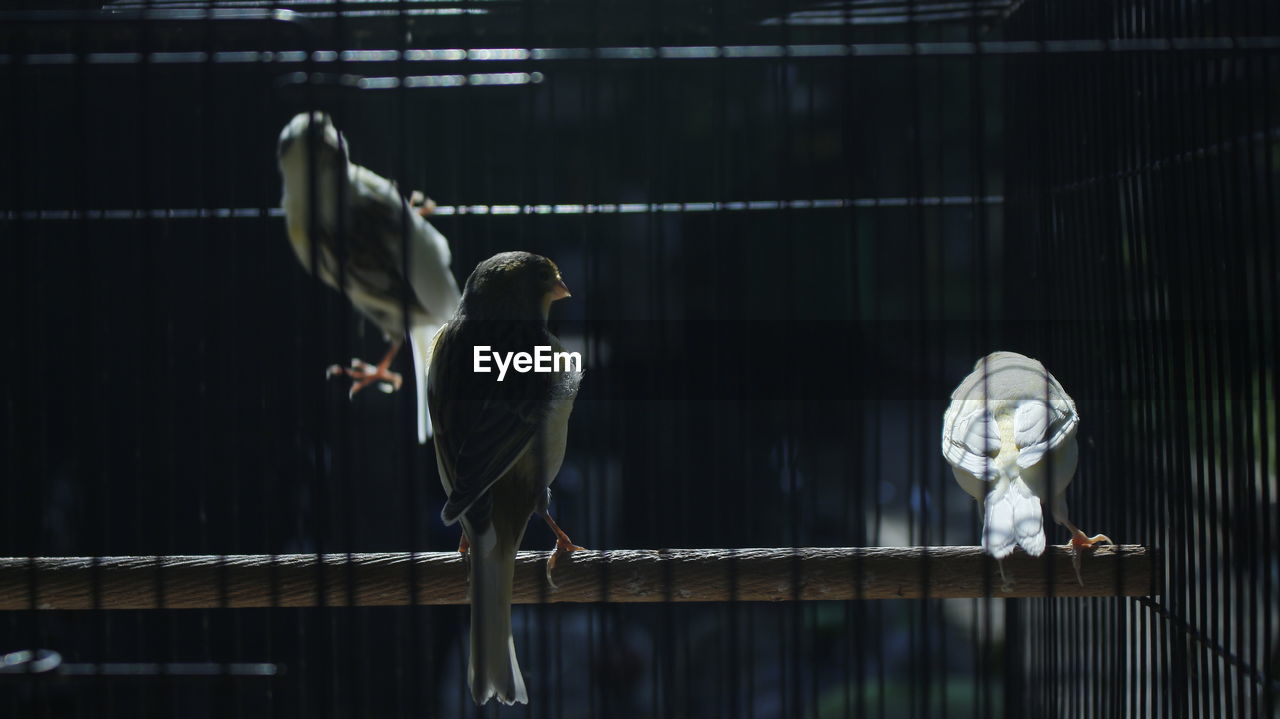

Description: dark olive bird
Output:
[426,251,584,705]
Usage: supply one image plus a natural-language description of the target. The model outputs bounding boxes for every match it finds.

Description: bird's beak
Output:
[551,276,571,301]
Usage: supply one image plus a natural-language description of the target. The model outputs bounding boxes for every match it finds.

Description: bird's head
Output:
[461,251,571,321]
[276,111,348,172]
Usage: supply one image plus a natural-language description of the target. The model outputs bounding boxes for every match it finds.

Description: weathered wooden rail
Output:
[0,545,1155,610]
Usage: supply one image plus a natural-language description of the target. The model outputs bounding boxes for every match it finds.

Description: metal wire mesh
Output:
[1004,2,1279,717]
[0,0,1275,717]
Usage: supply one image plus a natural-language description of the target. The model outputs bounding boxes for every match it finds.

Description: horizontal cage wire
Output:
[1,0,1276,718]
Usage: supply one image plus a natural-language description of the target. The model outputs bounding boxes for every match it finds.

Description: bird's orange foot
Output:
[410,191,437,218]
[541,512,585,590]
[548,533,586,570]
[1067,530,1113,585]
[457,534,470,556]
[327,358,403,397]
[327,342,403,398]
[1070,530,1112,551]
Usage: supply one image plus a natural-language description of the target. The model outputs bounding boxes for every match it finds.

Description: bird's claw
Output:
[544,535,586,591]
[1067,530,1113,586]
[1070,531,1113,550]
[538,510,584,590]
[327,357,404,398]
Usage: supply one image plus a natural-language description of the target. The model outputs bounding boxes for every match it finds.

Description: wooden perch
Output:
[0,545,1155,611]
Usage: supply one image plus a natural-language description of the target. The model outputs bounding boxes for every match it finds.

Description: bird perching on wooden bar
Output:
[942,351,1113,587]
[277,111,460,443]
[427,252,584,706]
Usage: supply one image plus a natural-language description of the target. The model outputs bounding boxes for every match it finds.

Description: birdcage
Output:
[1,1,1276,717]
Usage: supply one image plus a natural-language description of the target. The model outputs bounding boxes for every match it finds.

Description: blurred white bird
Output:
[277,111,460,443]
[941,351,1111,585]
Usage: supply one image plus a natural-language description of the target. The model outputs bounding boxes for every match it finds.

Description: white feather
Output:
[982,477,1046,558]
[408,323,439,444]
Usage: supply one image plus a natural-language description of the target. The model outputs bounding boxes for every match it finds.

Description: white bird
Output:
[277,111,460,443]
[941,351,1111,585]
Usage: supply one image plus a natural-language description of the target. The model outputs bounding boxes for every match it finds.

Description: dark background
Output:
[2,1,1277,717]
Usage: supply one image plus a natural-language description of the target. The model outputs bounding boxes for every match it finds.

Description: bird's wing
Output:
[942,400,1002,479]
[407,218,461,322]
[351,166,461,319]
[347,179,419,299]
[316,166,427,331]
[428,322,555,525]
[1013,395,1078,469]
[348,167,462,443]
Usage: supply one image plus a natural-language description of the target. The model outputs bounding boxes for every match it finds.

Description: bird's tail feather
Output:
[983,477,1046,558]
[468,526,527,706]
[408,323,439,444]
